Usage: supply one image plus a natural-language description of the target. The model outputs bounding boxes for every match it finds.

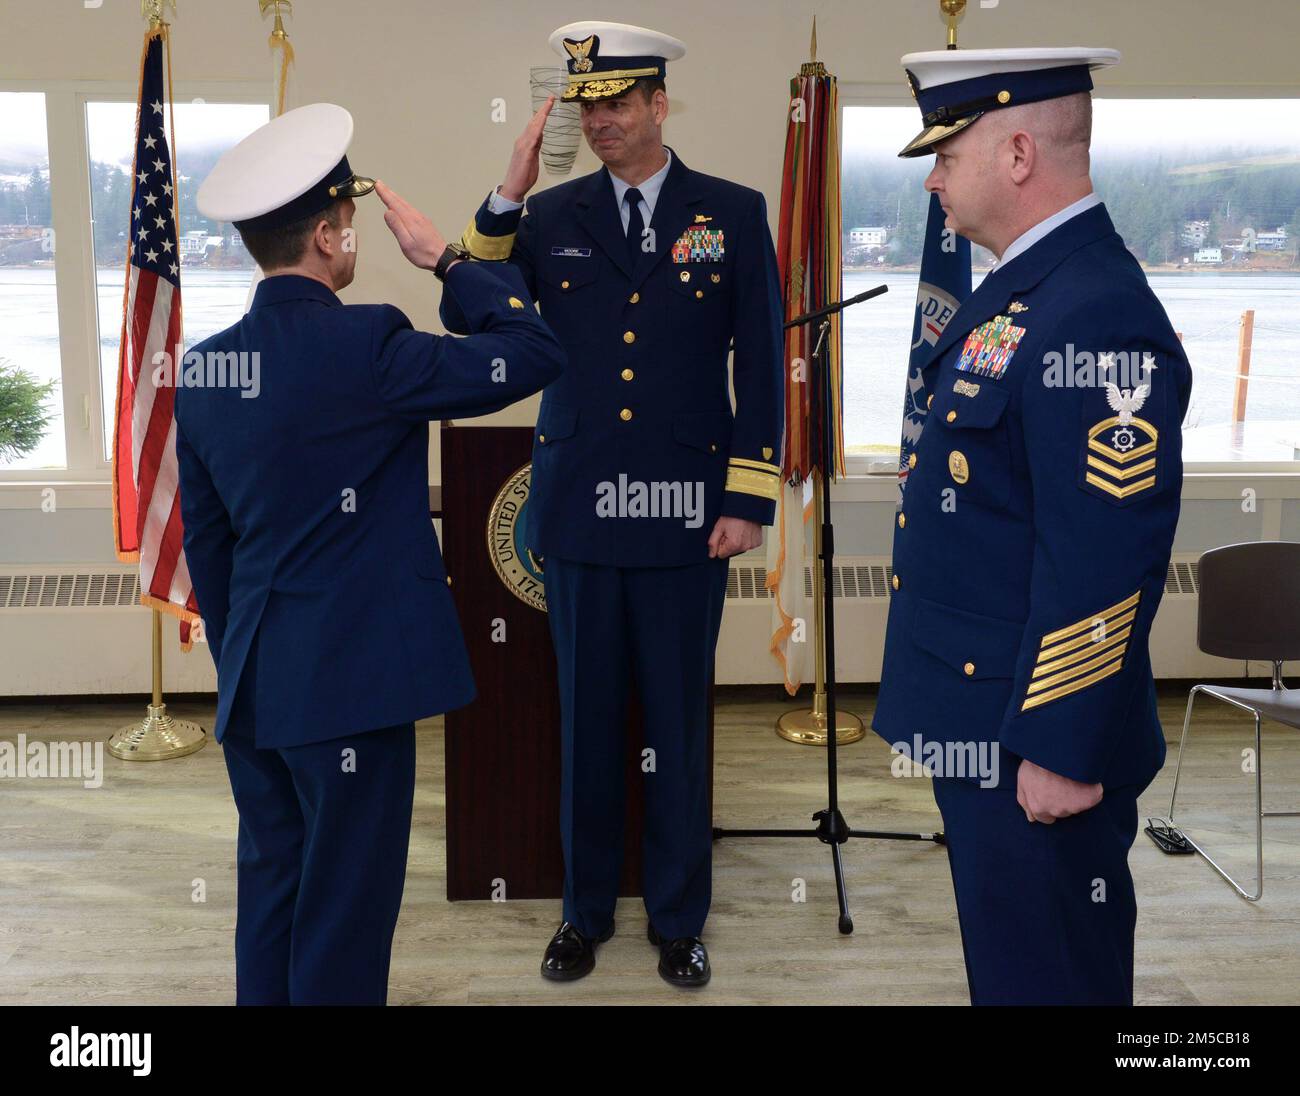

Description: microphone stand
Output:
[712,285,945,935]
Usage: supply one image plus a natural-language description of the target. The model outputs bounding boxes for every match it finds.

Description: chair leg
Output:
[1169,692,1264,902]
[1168,686,1203,823]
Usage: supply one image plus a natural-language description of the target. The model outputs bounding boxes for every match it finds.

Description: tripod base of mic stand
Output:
[713,812,945,935]
[776,705,866,746]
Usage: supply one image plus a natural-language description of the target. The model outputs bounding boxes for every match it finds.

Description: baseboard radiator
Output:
[0,556,1260,696]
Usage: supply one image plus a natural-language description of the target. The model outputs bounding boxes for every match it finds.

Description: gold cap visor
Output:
[328,173,376,199]
[897,113,983,158]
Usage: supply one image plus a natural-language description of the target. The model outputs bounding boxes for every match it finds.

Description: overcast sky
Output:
[1,90,1294,169]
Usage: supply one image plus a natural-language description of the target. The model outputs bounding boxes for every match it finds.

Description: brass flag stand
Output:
[108,608,206,761]
[775,485,866,746]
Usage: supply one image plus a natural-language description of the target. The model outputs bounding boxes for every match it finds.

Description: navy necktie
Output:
[624,187,646,264]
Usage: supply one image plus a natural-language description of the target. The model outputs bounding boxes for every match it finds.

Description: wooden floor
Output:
[1,686,1297,1005]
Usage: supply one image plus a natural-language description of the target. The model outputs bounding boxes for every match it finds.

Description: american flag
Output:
[112,29,199,645]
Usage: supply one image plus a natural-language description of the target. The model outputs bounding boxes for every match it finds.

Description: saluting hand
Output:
[500,96,555,203]
[375,180,450,272]
[1017,759,1103,823]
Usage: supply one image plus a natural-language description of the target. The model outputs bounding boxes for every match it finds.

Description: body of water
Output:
[843,269,1300,454]
[2,265,1298,470]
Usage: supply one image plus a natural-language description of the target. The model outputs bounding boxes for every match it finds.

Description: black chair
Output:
[1165,541,1300,901]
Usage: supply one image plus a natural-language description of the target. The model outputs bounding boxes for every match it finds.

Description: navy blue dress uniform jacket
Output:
[174,264,565,748]
[439,149,784,566]
[873,203,1192,791]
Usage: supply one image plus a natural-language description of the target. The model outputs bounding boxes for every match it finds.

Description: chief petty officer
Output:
[441,21,784,987]
[178,103,564,1005]
[871,47,1194,1005]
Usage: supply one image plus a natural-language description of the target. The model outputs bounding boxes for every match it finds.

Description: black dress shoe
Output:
[647,922,711,987]
[540,920,614,982]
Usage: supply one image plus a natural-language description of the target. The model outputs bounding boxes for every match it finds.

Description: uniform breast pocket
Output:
[539,260,601,310]
[667,265,726,307]
[928,380,1014,510]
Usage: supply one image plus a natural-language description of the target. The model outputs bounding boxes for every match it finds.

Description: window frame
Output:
[836,80,1300,479]
[0,77,271,486]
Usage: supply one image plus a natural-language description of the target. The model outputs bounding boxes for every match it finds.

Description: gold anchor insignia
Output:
[563,35,597,73]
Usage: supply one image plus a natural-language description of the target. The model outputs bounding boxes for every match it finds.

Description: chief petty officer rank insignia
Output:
[1082,369,1159,503]
[956,314,1026,379]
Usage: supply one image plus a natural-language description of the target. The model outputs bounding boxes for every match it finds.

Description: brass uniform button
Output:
[927,394,934,409]
[964,661,975,676]
[709,443,718,453]
[623,331,636,344]
[997,90,1012,104]
[507,297,525,309]
[892,575,900,591]
[561,280,570,289]
[621,368,634,381]
[908,453,917,469]
[539,434,546,444]
[629,292,640,304]
[695,290,704,299]
[897,513,906,529]
[946,410,957,423]
[446,576,453,587]
[620,408,633,421]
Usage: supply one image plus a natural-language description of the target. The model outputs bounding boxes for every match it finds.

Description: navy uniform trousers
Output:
[933,774,1141,1006]
[546,556,729,941]
[218,633,415,1006]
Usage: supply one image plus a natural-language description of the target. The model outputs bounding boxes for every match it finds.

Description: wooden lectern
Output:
[439,425,712,901]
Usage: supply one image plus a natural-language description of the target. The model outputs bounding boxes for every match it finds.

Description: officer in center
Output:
[871,46,1193,1004]
[442,21,784,987]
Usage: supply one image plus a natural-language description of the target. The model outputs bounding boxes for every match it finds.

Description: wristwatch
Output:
[433,242,471,281]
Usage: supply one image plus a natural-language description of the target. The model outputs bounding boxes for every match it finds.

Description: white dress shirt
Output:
[486,148,674,235]
[992,192,1102,271]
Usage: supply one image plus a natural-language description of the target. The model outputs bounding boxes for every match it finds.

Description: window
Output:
[841,99,1300,470]
[0,92,63,471]
[87,100,269,461]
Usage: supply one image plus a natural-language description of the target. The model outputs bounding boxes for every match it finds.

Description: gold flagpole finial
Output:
[941,0,966,50]
[260,0,293,40]
[142,0,176,30]
[800,15,826,76]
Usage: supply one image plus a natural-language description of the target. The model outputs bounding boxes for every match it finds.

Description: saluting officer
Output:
[178,103,564,1005]
[872,48,1193,1005]
[442,22,783,987]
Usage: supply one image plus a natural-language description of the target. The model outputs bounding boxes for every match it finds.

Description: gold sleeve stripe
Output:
[726,467,780,500]
[728,457,781,476]
[1037,608,1138,663]
[1038,590,1140,647]
[461,218,515,261]
[1020,589,1140,712]
[1021,656,1124,711]
[1027,639,1130,695]
[1033,625,1132,680]
[1085,471,1157,499]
